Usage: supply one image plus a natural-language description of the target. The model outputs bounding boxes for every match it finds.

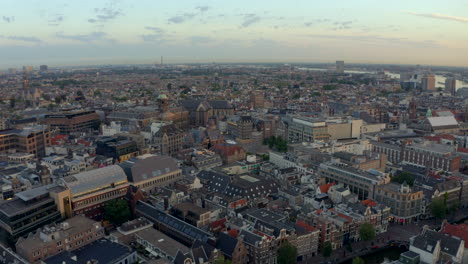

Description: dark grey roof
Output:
[119,155,180,183]
[412,230,463,256]
[135,201,212,243]
[43,239,134,264]
[217,232,238,258]
[239,230,262,246]
[208,100,232,109]
[180,100,201,111]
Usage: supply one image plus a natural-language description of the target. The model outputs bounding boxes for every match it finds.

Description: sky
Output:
[1,0,468,68]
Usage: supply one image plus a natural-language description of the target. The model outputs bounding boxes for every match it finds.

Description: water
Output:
[298,67,468,90]
[341,247,406,264]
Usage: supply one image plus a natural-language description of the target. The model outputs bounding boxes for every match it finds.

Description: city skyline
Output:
[1,0,468,67]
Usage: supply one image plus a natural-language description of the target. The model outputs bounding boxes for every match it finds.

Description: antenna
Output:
[161,56,163,65]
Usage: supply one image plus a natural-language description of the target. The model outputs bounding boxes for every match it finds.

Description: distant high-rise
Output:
[445,77,456,96]
[250,90,265,109]
[421,74,436,91]
[336,60,344,73]
[39,65,48,72]
[22,66,33,72]
[23,70,31,101]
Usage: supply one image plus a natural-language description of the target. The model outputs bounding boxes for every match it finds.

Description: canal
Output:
[340,246,406,264]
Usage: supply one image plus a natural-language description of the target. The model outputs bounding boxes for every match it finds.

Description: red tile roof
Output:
[320,182,336,193]
[228,229,239,238]
[362,199,377,207]
[296,220,315,231]
[441,222,468,248]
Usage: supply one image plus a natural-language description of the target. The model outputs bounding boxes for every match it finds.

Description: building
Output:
[288,117,329,143]
[372,141,461,172]
[446,77,457,96]
[374,182,423,224]
[39,65,48,72]
[42,238,138,264]
[15,216,104,263]
[0,184,71,245]
[421,116,460,134]
[180,100,235,127]
[227,116,253,140]
[239,229,277,264]
[153,124,185,156]
[318,162,389,200]
[216,232,248,264]
[250,90,265,109]
[0,125,52,158]
[44,110,101,134]
[433,180,461,210]
[211,144,246,164]
[409,228,464,264]
[336,61,344,73]
[422,74,436,91]
[58,165,129,219]
[135,227,190,262]
[119,154,182,193]
[96,137,139,163]
[171,202,213,228]
[135,201,214,246]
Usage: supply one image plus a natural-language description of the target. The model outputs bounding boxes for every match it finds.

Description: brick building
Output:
[0,125,52,158]
[44,110,100,133]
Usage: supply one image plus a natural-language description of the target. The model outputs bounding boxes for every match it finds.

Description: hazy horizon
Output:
[2,0,468,68]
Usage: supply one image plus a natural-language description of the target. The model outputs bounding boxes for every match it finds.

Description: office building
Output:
[421,74,436,91]
[39,65,48,72]
[0,184,71,245]
[374,182,423,224]
[318,162,389,200]
[445,77,457,96]
[336,61,344,73]
[16,216,105,263]
[250,90,265,109]
[57,165,129,219]
[0,125,52,158]
[96,137,139,163]
[44,110,101,134]
[119,154,183,193]
[227,115,253,140]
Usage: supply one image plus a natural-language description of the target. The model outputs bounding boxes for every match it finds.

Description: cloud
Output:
[88,2,123,24]
[2,16,14,23]
[55,31,111,42]
[168,13,196,24]
[406,11,468,24]
[0,35,41,43]
[167,6,211,24]
[48,14,64,26]
[189,36,213,44]
[196,6,210,12]
[306,34,442,48]
[141,26,171,43]
[241,14,261,27]
[304,19,330,27]
[332,21,353,30]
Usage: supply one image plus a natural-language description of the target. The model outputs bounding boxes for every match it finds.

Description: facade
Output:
[135,228,190,262]
[119,154,182,193]
[15,216,104,263]
[372,141,461,172]
[336,60,344,73]
[0,125,52,158]
[171,202,212,227]
[239,229,277,264]
[318,162,389,200]
[96,137,139,163]
[153,124,185,156]
[422,74,436,91]
[445,77,457,96]
[227,115,253,140]
[44,110,101,133]
[0,184,71,245]
[288,117,329,143]
[58,165,129,219]
[375,182,423,224]
[180,100,235,127]
[211,144,246,164]
[409,229,464,264]
[250,90,265,109]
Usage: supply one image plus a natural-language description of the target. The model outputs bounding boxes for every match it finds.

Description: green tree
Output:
[277,241,298,264]
[322,241,332,257]
[104,199,131,225]
[9,98,15,108]
[94,90,101,97]
[352,257,365,264]
[54,96,62,104]
[77,90,84,97]
[215,255,232,264]
[391,172,415,186]
[359,223,376,242]
[430,197,447,220]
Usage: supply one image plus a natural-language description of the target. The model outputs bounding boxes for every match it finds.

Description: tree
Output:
[322,241,332,257]
[352,257,365,264]
[9,98,15,108]
[391,172,415,186]
[94,90,101,97]
[104,199,131,225]
[277,241,297,264]
[430,197,447,220]
[359,223,376,242]
[77,90,84,97]
[215,256,232,264]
